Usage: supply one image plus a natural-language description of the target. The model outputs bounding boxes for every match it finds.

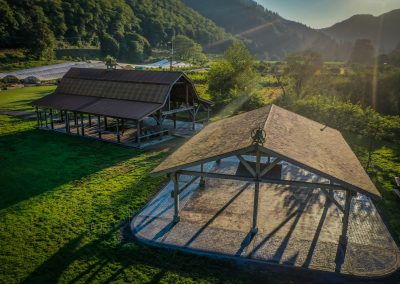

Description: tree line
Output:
[0,0,227,61]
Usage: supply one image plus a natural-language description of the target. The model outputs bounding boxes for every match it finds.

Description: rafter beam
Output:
[320,188,344,213]
[178,170,345,191]
[162,106,194,116]
[236,155,256,177]
[260,158,282,177]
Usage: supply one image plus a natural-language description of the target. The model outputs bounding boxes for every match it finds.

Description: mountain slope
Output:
[321,9,400,53]
[0,0,228,59]
[182,0,340,59]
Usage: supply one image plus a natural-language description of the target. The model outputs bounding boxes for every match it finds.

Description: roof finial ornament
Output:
[251,126,266,146]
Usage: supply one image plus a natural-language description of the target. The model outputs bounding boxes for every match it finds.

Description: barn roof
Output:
[33,68,210,120]
[152,105,380,199]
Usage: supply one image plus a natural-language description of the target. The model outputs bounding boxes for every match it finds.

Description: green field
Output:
[0,87,399,283]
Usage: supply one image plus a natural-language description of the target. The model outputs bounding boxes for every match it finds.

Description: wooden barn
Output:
[32,68,212,147]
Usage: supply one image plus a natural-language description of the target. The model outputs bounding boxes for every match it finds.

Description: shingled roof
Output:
[33,68,210,120]
[152,105,380,199]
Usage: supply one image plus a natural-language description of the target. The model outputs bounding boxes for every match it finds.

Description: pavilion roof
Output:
[152,105,380,199]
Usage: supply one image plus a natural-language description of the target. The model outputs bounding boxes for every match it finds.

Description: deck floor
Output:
[131,157,400,277]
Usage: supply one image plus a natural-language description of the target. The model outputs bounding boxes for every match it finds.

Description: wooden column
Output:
[116,119,120,143]
[35,106,40,127]
[137,120,141,147]
[97,116,102,139]
[50,109,54,130]
[172,173,181,223]
[192,111,196,131]
[44,109,48,128]
[173,113,177,129]
[65,112,70,133]
[104,117,108,129]
[200,163,205,188]
[252,147,261,234]
[60,110,64,122]
[80,113,85,136]
[75,113,79,135]
[88,114,92,127]
[339,190,354,246]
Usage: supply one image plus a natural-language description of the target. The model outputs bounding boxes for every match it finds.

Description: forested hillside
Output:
[321,9,400,54]
[0,0,228,61]
[182,0,345,60]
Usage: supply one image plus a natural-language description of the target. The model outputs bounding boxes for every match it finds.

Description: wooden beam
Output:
[252,148,261,234]
[339,190,354,245]
[236,155,256,177]
[178,170,345,191]
[171,176,199,197]
[260,158,282,177]
[320,188,344,213]
[162,106,194,116]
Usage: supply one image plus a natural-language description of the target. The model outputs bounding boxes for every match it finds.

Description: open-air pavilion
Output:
[32,68,212,148]
[131,105,400,277]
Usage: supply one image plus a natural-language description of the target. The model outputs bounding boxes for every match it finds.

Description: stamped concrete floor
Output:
[131,157,400,277]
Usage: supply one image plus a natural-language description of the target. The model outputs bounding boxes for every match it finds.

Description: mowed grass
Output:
[0,87,295,284]
[0,85,56,112]
[1,87,399,283]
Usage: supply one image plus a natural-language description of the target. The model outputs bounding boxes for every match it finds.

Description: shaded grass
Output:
[0,85,55,112]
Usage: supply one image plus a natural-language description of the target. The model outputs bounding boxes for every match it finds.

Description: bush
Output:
[276,94,400,142]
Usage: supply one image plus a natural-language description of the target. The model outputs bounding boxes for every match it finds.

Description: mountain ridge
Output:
[321,9,400,53]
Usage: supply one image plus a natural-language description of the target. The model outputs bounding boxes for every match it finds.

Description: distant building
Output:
[33,68,212,147]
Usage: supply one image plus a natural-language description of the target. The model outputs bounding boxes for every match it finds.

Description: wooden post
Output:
[80,113,84,136]
[88,114,92,127]
[35,107,40,127]
[185,84,189,105]
[192,111,195,131]
[116,118,120,143]
[200,163,205,188]
[252,148,261,234]
[76,113,79,135]
[44,110,48,128]
[50,109,54,130]
[66,112,70,133]
[137,120,141,147]
[173,113,177,129]
[172,173,180,223]
[339,189,354,246]
[97,116,102,139]
[60,110,64,122]
[104,117,108,129]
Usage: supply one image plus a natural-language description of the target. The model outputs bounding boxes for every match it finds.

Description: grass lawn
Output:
[0,87,301,284]
[0,86,56,112]
[0,87,399,283]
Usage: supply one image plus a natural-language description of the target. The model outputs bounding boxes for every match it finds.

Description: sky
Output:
[256,0,400,28]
